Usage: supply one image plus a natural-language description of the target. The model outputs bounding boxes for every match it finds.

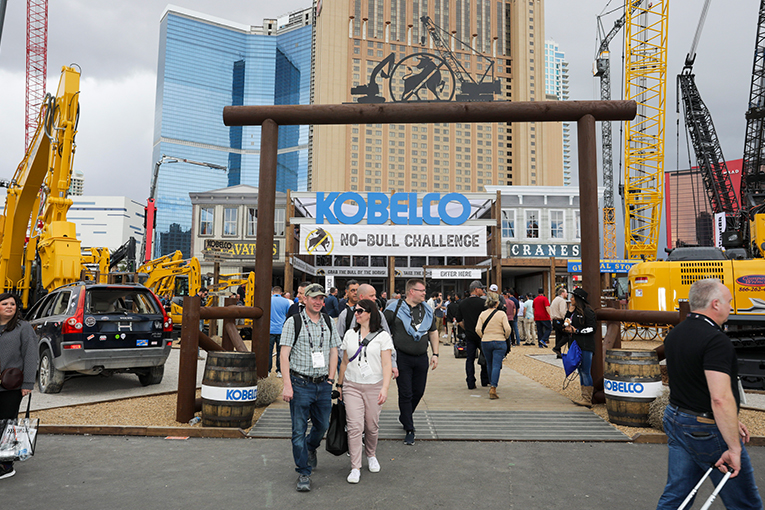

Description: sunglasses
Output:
[354,308,368,314]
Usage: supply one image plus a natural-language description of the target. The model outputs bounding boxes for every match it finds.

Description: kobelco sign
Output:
[316,192,472,225]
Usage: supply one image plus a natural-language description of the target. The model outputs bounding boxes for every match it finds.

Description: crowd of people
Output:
[2,274,757,504]
[270,278,599,491]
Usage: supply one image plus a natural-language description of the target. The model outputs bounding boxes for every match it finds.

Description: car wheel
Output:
[38,347,65,393]
[137,365,164,386]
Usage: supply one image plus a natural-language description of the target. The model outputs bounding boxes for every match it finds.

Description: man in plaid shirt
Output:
[280,283,341,492]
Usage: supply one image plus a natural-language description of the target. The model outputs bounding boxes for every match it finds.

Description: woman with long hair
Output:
[565,288,597,407]
[475,292,512,399]
[0,292,38,479]
[337,298,393,484]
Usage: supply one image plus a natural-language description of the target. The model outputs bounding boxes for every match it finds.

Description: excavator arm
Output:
[0,66,81,307]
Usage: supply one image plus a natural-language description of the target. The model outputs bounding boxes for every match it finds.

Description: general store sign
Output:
[300,224,486,257]
[507,243,581,258]
[203,239,279,260]
[567,259,638,273]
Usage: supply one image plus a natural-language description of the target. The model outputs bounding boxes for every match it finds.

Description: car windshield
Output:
[86,288,161,315]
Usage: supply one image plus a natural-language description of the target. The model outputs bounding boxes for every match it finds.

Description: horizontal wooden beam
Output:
[224,100,637,127]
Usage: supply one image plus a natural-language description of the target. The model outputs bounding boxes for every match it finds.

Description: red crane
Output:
[25,0,48,150]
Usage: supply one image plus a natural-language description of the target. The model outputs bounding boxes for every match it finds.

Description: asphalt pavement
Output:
[5,435,764,509]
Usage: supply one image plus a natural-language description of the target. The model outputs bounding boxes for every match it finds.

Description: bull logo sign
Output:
[351,51,500,104]
[305,228,333,255]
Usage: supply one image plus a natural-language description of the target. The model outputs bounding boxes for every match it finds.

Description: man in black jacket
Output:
[456,280,489,389]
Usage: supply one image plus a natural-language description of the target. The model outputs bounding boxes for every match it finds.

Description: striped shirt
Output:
[281,310,341,378]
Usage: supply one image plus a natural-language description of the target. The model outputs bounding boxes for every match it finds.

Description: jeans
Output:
[289,375,333,475]
[656,405,763,510]
[396,350,429,432]
[579,349,593,387]
[482,341,507,388]
[509,320,520,346]
[535,320,552,346]
[465,338,489,389]
[269,334,281,372]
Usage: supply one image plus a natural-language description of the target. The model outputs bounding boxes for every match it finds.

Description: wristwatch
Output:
[327,378,335,384]
[432,353,439,357]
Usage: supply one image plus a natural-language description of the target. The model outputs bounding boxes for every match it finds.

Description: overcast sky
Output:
[0,0,759,214]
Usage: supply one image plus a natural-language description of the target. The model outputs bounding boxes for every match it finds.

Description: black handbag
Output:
[325,401,348,456]
[0,367,23,390]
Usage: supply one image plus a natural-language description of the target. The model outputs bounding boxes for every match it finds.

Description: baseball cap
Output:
[488,284,499,292]
[304,283,327,298]
[469,280,485,291]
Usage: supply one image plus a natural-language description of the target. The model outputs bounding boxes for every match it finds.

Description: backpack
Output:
[344,306,355,335]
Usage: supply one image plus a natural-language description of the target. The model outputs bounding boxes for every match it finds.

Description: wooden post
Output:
[577,114,606,404]
[253,119,278,380]
[388,256,395,297]
[284,189,294,296]
[176,295,200,423]
[550,257,557,297]
[209,261,220,337]
[493,190,502,288]
[221,296,235,351]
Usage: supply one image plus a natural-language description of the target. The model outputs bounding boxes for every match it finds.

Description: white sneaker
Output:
[367,457,381,473]
[347,468,361,483]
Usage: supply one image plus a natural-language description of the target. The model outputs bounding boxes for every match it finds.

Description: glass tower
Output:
[545,39,571,186]
[152,7,312,258]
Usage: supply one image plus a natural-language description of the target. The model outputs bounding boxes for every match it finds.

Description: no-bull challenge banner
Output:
[298,192,487,256]
[300,224,486,256]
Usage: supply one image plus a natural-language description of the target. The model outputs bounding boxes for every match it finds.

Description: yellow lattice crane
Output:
[623,1,669,261]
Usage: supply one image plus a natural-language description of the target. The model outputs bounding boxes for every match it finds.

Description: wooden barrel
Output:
[604,349,662,427]
[201,351,258,428]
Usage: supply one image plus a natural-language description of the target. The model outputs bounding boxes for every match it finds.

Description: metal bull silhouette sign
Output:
[351,16,501,103]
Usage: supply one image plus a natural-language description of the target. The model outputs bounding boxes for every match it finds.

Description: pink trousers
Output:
[343,380,383,470]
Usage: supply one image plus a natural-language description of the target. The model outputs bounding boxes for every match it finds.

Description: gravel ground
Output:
[507,339,765,437]
[27,338,765,437]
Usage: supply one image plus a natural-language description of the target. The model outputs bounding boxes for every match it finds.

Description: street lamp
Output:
[143,154,227,262]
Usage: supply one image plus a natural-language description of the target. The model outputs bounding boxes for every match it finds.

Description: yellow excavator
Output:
[0,66,84,308]
[136,252,203,333]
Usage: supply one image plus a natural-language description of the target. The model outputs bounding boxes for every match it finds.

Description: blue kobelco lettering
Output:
[368,194,388,224]
[226,388,257,401]
[315,192,471,225]
[604,380,645,394]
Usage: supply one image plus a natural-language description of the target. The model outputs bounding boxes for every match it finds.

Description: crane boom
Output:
[676,0,739,228]
[623,1,669,261]
[420,15,500,101]
[594,0,644,260]
[742,1,765,209]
